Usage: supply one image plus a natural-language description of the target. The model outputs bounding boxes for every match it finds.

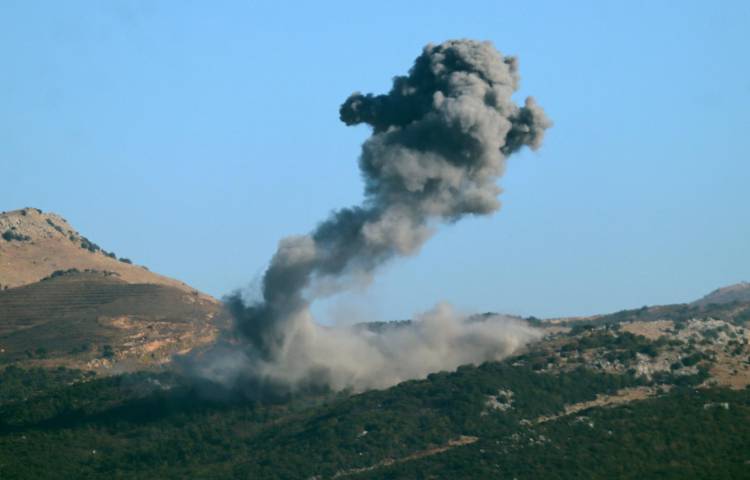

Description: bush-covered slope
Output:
[0,325,746,480]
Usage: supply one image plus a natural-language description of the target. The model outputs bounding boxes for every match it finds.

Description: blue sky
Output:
[2,1,748,320]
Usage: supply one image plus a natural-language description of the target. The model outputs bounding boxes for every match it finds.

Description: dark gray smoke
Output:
[196,39,551,394]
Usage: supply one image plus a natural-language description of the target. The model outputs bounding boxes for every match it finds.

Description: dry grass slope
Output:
[0,207,215,304]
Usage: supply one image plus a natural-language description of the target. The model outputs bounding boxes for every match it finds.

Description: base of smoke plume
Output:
[184,302,542,401]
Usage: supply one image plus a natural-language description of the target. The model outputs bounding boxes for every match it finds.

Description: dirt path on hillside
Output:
[332,435,478,478]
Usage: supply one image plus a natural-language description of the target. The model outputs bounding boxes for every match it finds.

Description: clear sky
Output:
[2,1,748,320]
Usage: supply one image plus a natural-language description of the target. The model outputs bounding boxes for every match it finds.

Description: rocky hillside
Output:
[0,207,224,373]
[0,207,212,301]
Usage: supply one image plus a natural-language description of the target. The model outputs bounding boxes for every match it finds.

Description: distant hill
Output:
[0,207,212,301]
[692,281,750,306]
[0,207,224,372]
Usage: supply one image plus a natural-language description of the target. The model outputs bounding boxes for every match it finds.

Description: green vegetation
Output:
[0,359,693,480]
[100,345,115,359]
[0,366,92,406]
[79,236,101,253]
[681,351,706,367]
[69,343,91,355]
[356,387,750,480]
[2,229,31,242]
[40,269,119,282]
[574,330,657,353]
[73,232,121,259]
[0,303,747,478]
[45,218,65,234]
[41,268,82,281]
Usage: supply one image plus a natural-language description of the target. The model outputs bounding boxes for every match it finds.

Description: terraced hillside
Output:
[0,270,222,371]
[0,207,226,371]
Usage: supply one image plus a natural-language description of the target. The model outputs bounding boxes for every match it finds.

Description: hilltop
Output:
[692,281,750,306]
[0,207,212,301]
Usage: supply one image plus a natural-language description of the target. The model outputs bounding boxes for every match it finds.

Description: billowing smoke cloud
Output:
[196,304,541,394]
[195,39,551,395]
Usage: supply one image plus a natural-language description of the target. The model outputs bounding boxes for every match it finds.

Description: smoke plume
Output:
[196,39,551,395]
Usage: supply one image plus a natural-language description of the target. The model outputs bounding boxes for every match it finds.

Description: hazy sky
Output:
[2,1,748,320]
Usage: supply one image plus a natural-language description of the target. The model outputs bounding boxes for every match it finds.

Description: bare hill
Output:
[0,207,213,303]
[692,281,750,306]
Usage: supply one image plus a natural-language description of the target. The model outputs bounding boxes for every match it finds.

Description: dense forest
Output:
[0,340,747,479]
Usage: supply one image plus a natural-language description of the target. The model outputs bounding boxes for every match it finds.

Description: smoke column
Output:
[197,39,551,395]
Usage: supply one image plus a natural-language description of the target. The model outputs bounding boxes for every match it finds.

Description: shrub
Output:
[101,345,115,359]
[45,218,64,234]
[42,269,80,281]
[681,352,704,367]
[2,229,31,242]
[79,237,101,253]
[638,344,659,357]
[70,343,91,355]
